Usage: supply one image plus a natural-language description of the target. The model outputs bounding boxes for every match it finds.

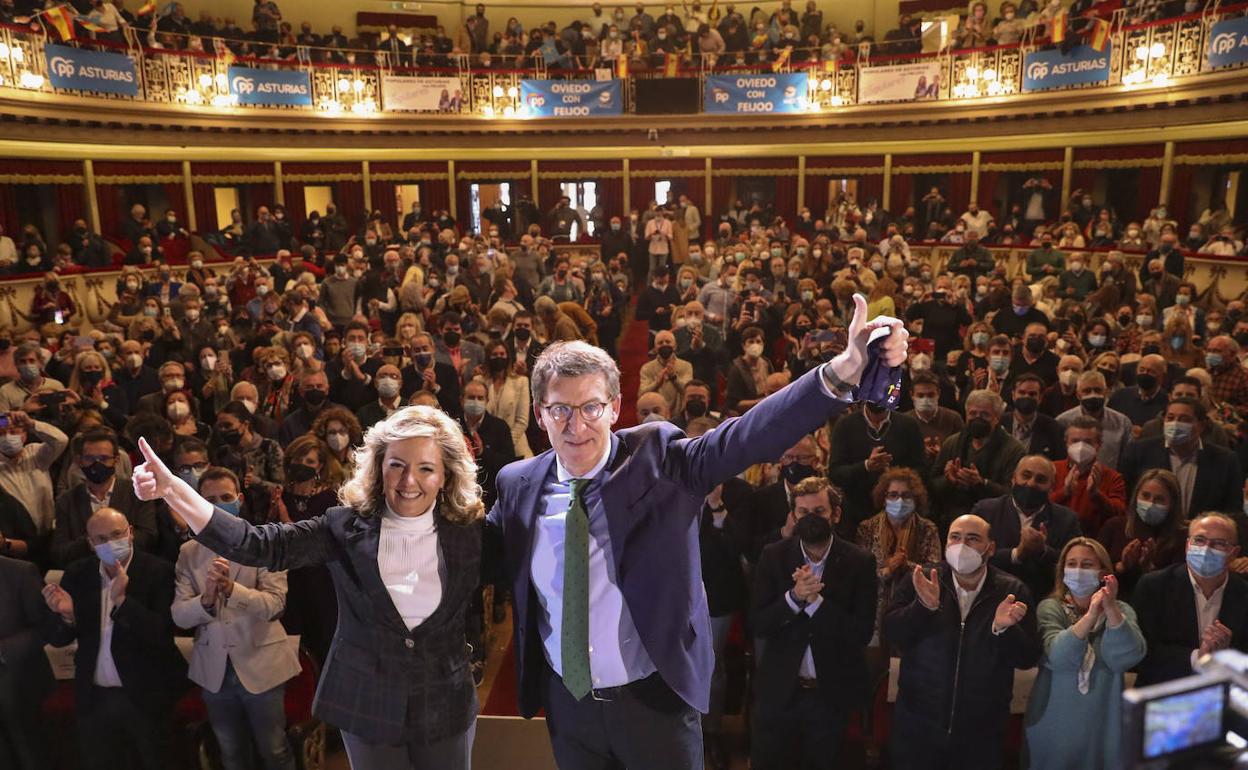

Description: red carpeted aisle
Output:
[480,305,652,717]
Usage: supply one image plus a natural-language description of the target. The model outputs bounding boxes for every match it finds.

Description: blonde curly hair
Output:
[339,405,484,525]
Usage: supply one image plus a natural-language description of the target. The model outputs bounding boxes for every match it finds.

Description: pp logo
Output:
[1210,31,1240,58]
[713,88,729,103]
[231,76,255,95]
[597,90,612,105]
[526,94,545,107]
[1026,61,1050,80]
[782,85,797,99]
[48,56,75,78]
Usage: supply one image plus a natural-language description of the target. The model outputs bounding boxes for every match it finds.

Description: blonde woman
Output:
[1024,538,1145,770]
[67,349,128,432]
[132,406,485,769]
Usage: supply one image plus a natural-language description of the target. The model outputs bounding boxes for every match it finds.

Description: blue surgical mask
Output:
[1206,353,1224,369]
[885,498,915,522]
[216,499,242,517]
[1136,499,1169,526]
[1163,421,1192,446]
[1187,545,1228,578]
[94,536,131,566]
[1062,567,1102,598]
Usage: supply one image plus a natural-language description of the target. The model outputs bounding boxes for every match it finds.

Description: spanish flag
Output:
[771,45,792,72]
[617,53,628,79]
[43,5,76,41]
[1051,9,1068,43]
[1089,17,1111,51]
[76,15,106,33]
[664,52,680,77]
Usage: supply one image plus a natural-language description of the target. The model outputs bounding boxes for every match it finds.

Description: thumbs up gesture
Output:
[994,593,1028,631]
[132,436,176,502]
[828,293,909,387]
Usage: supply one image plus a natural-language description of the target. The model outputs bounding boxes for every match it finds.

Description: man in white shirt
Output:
[0,222,15,268]
[959,202,995,238]
[87,0,128,32]
[1135,514,1248,685]
[42,507,187,770]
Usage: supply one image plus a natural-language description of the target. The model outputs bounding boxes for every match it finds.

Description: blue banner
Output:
[1022,44,1112,92]
[44,43,138,96]
[227,66,312,107]
[704,73,808,113]
[1208,16,1248,69]
[519,79,622,117]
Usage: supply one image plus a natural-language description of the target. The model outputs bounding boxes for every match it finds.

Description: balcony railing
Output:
[0,6,1242,118]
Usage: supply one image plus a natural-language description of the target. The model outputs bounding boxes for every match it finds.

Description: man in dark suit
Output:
[277,369,343,445]
[401,331,462,419]
[1108,353,1170,427]
[827,402,926,535]
[42,507,188,770]
[327,321,382,412]
[1135,513,1248,686]
[750,477,876,770]
[51,428,158,568]
[1120,397,1244,516]
[973,454,1082,600]
[0,554,54,770]
[504,311,546,378]
[485,295,907,769]
[1001,374,1067,462]
[883,513,1041,770]
[750,434,820,562]
[460,380,517,511]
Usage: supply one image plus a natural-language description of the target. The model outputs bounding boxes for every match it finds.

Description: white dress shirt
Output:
[783,539,830,679]
[1189,568,1228,668]
[955,570,988,621]
[94,554,132,688]
[378,502,443,631]
[530,444,657,689]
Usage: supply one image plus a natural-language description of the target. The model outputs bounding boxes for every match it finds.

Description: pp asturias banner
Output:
[857,61,941,104]
[519,79,623,117]
[44,43,138,96]
[1021,44,1112,92]
[703,72,808,113]
[1207,15,1248,69]
[227,66,312,106]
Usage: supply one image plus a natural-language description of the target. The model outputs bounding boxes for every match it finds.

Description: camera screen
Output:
[1143,683,1225,759]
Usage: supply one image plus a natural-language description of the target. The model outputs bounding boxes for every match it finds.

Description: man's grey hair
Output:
[965,388,1005,417]
[531,341,621,405]
[13,341,42,362]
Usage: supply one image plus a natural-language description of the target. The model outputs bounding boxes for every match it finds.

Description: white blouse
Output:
[378,504,444,630]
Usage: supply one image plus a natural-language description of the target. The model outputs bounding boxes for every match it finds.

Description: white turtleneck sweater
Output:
[378,503,444,631]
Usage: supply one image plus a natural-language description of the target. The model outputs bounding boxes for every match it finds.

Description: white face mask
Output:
[201,355,217,372]
[241,398,258,414]
[945,542,984,575]
[297,345,314,360]
[186,309,200,322]
[1068,441,1097,466]
[167,401,190,421]
[0,434,23,456]
[163,377,185,392]
[744,341,764,358]
[913,396,937,415]
[376,377,401,398]
[267,364,287,381]
[327,432,349,452]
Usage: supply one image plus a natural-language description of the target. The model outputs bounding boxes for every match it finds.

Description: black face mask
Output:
[302,389,327,407]
[1237,332,1248,348]
[514,328,531,342]
[966,417,992,440]
[288,463,318,483]
[444,331,461,347]
[782,462,815,486]
[81,461,115,485]
[0,339,9,351]
[219,428,242,446]
[685,399,707,418]
[794,513,833,546]
[1013,396,1038,415]
[1136,373,1158,392]
[1118,314,1132,326]
[1012,482,1049,512]
[1080,396,1105,413]
[657,346,674,359]
[82,370,104,388]
[488,357,509,373]
[1024,337,1046,355]
[1141,343,1161,356]
[415,352,434,369]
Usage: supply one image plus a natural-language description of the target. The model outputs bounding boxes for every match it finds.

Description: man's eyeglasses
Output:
[542,401,610,424]
[884,491,916,501]
[82,454,117,466]
[1190,535,1235,552]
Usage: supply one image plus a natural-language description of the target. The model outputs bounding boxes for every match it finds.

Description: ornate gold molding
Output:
[892,165,974,173]
[710,168,798,177]
[1174,153,1248,165]
[534,170,625,179]
[979,162,1064,171]
[93,174,183,184]
[1071,158,1164,169]
[806,166,886,175]
[189,175,276,183]
[281,173,364,182]
[369,172,450,181]
[0,174,84,184]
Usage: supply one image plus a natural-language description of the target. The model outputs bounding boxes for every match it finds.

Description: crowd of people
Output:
[0,0,1214,72]
[0,171,1246,770]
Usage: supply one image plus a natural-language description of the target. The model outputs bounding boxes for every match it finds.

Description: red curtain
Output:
[96,184,123,241]
[597,175,624,220]
[712,175,734,221]
[0,183,17,235]
[1168,164,1196,228]
[1135,166,1162,223]
[775,176,798,223]
[859,175,885,209]
[192,184,219,234]
[537,177,564,213]
[56,185,85,231]
[422,178,450,219]
[282,181,307,224]
[630,176,658,212]
[370,179,393,230]
[337,180,366,235]
[946,172,972,213]
[891,173,914,214]
[161,183,184,219]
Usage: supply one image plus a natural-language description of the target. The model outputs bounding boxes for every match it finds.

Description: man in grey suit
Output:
[0,554,53,770]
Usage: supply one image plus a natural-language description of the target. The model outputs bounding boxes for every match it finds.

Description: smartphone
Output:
[54,310,64,324]
[382,346,404,357]
[0,415,8,430]
[163,307,172,318]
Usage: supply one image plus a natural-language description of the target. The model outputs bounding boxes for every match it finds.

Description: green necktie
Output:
[561,478,592,700]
